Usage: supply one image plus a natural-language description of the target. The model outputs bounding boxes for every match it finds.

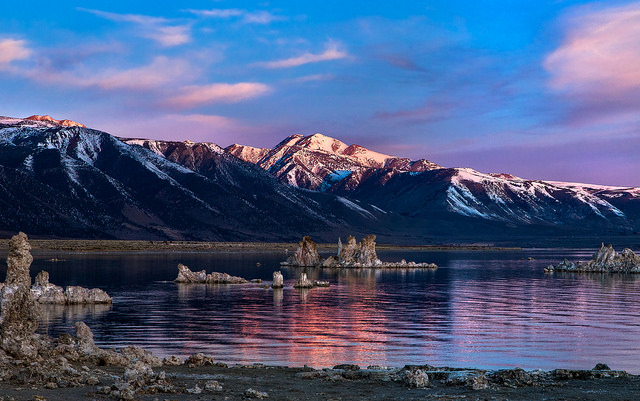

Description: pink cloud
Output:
[0,39,31,66]
[25,56,192,91]
[166,83,272,108]
[78,8,191,47]
[545,2,640,96]
[258,42,349,68]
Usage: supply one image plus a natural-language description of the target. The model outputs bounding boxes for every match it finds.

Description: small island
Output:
[281,235,438,269]
[545,243,640,273]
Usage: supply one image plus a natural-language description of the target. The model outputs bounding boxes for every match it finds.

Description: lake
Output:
[9,248,640,372]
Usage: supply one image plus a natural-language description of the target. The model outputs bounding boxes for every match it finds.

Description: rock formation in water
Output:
[29,270,112,304]
[0,232,42,358]
[545,243,640,273]
[174,264,249,284]
[293,273,330,289]
[282,234,438,269]
[283,236,322,267]
[31,270,66,304]
[272,271,284,288]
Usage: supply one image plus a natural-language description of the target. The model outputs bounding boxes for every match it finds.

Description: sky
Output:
[1,1,638,186]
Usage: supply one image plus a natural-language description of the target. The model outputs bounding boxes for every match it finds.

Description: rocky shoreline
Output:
[0,233,638,400]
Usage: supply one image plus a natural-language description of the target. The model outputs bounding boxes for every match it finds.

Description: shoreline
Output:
[2,358,639,400]
[0,238,522,252]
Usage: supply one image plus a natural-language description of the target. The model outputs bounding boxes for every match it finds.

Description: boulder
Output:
[0,232,42,358]
[404,368,429,388]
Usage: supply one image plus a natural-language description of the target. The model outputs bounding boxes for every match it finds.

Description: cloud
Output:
[0,39,31,66]
[79,8,191,47]
[20,56,192,91]
[258,42,349,69]
[185,8,286,24]
[166,83,272,108]
[544,2,640,96]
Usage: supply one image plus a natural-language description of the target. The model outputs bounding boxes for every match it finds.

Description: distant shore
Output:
[0,239,521,252]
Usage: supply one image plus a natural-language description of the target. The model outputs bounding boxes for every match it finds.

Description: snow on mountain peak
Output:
[25,115,86,128]
[296,133,348,154]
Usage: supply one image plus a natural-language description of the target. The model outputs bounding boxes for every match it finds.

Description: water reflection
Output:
[14,248,640,373]
[38,303,111,336]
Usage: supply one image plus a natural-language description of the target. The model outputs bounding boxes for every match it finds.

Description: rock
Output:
[593,363,611,370]
[546,244,640,273]
[30,270,111,304]
[322,255,338,267]
[185,353,216,367]
[245,388,269,399]
[75,322,96,354]
[174,264,248,284]
[333,364,360,371]
[282,234,438,269]
[468,373,489,390]
[0,232,42,358]
[358,234,381,265]
[404,368,429,388]
[64,286,112,304]
[31,271,66,304]
[204,380,223,392]
[272,271,284,289]
[290,236,322,266]
[162,355,183,366]
[488,368,533,387]
[175,263,207,282]
[338,235,359,264]
[186,384,202,394]
[294,273,314,289]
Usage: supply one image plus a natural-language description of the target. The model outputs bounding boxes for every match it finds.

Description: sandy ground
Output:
[0,362,639,401]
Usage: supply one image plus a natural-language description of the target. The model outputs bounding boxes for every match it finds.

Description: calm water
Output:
[6,248,640,372]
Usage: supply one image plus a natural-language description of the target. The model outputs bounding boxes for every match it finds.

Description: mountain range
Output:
[0,115,638,245]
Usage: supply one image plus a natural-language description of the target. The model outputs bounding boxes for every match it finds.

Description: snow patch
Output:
[336,196,375,219]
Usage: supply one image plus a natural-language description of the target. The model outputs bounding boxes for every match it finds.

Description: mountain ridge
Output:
[1,115,638,245]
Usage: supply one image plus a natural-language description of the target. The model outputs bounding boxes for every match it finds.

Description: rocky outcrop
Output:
[293,273,330,289]
[30,270,112,304]
[0,232,42,358]
[545,244,640,273]
[336,234,382,266]
[174,264,249,284]
[272,271,284,289]
[283,236,322,267]
[282,235,438,269]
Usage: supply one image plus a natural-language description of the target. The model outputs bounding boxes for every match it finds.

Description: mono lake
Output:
[8,248,640,372]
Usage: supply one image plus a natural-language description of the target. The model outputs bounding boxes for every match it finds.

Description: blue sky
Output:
[1,1,638,186]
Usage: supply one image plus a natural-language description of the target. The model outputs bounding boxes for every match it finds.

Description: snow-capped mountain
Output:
[227,132,639,238]
[229,133,441,191]
[1,116,638,244]
[0,116,384,240]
